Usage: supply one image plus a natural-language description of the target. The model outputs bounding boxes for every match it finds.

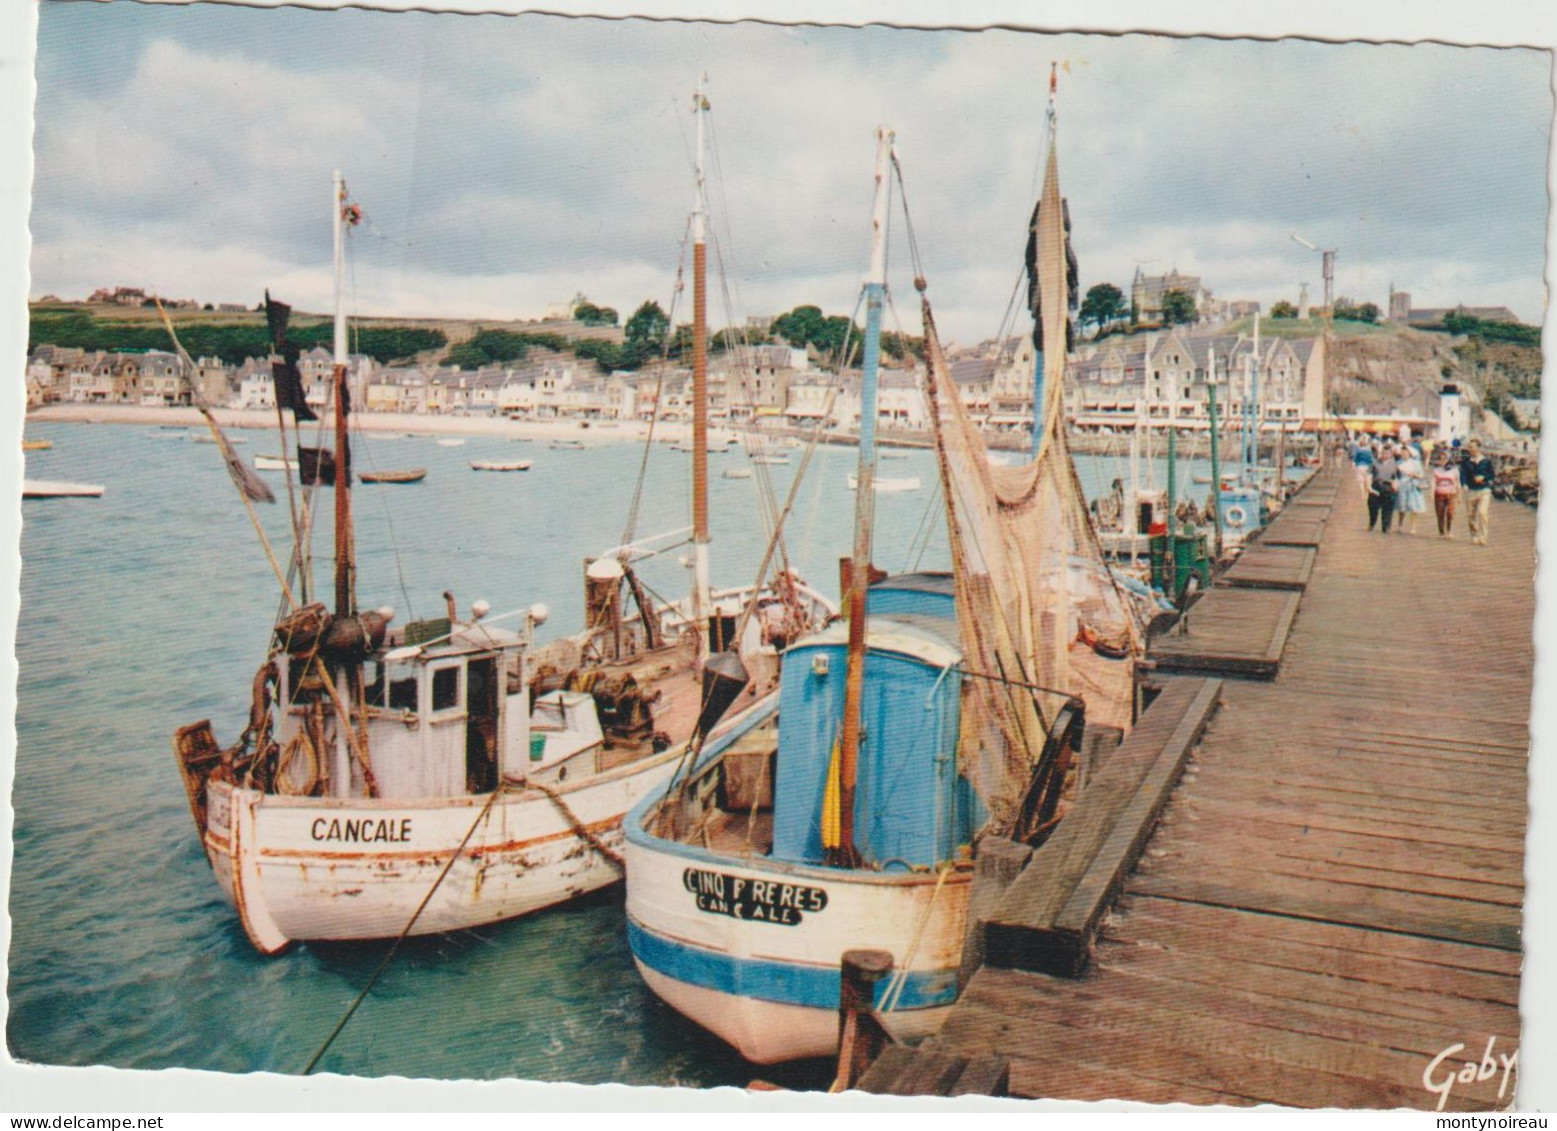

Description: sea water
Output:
[7,421,1216,1086]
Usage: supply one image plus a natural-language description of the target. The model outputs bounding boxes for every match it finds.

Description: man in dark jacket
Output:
[1368,445,1400,533]
[1460,438,1496,545]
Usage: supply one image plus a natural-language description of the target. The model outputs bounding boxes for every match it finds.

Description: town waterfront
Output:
[8,418,1214,1085]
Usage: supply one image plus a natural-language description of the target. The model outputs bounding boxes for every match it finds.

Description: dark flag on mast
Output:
[264,290,318,422]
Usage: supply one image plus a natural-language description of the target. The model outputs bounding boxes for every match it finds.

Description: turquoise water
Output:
[7,421,1213,1086]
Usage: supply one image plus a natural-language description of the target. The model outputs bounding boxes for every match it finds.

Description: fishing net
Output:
[920,144,1143,832]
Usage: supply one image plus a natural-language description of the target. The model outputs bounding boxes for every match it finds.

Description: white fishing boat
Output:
[22,480,104,498]
[175,105,835,953]
[847,473,920,493]
[722,466,753,480]
[626,84,1146,1064]
[470,459,533,472]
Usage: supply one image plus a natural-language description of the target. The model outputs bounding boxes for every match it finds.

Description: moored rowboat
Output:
[470,460,532,472]
[359,467,427,484]
[23,480,104,498]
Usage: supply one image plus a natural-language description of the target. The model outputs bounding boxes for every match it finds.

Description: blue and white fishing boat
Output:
[625,98,1146,1064]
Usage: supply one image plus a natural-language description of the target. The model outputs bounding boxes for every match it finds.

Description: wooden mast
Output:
[691,75,712,635]
[834,125,894,867]
[331,170,357,799]
[332,170,355,619]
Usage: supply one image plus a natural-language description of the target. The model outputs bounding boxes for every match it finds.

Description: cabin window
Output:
[367,661,419,711]
[430,664,462,714]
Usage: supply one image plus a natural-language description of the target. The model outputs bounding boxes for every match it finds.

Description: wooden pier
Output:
[862,464,1533,1108]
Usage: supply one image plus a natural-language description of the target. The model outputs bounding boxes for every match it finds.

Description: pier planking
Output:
[912,463,1532,1108]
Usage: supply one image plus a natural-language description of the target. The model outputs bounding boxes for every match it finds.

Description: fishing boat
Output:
[722,466,753,480]
[175,102,833,953]
[625,84,1145,1065]
[359,467,428,484]
[255,454,296,472]
[22,480,103,498]
[470,459,533,472]
[751,454,791,466]
[847,473,920,493]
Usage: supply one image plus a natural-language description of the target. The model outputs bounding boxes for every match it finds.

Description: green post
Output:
[1166,423,1177,598]
[1207,380,1223,558]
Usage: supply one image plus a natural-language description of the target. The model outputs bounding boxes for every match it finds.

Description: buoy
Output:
[1225,504,1249,528]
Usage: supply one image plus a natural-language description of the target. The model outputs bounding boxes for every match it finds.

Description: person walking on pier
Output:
[1431,449,1461,538]
[1352,436,1375,496]
[1395,444,1426,534]
[1460,438,1496,546]
[1367,444,1400,533]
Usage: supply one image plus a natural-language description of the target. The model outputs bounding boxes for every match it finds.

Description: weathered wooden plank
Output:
[984,678,1221,975]
[946,1053,1011,1098]
[1151,589,1300,678]
[1128,866,1521,950]
[854,1045,918,1095]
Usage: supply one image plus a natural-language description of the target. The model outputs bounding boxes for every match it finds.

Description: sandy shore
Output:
[27,403,713,446]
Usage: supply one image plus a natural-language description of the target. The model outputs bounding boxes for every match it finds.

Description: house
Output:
[1131,268,1212,324]
[137,350,186,406]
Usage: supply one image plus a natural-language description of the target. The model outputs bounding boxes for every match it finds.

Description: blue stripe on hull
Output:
[627,918,961,1013]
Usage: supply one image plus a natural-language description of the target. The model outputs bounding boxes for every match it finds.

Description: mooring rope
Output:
[527,778,625,868]
[302,785,503,1075]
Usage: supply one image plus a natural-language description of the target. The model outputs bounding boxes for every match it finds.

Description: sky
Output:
[24,3,1554,347]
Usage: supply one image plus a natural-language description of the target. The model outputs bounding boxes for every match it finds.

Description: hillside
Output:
[27,302,623,367]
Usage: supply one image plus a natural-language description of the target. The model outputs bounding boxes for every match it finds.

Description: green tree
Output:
[624,301,670,352]
[1079,283,1127,334]
[1269,300,1297,319]
[1354,302,1380,324]
[1160,288,1196,326]
[772,305,825,348]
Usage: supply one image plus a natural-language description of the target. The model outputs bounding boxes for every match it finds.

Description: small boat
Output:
[722,467,753,480]
[23,480,104,498]
[550,439,585,451]
[436,438,466,448]
[848,473,921,492]
[359,467,427,484]
[254,454,296,472]
[175,159,835,956]
[22,440,52,452]
[627,79,1144,1066]
[194,434,246,445]
[470,460,532,472]
[879,449,909,460]
[750,454,791,466]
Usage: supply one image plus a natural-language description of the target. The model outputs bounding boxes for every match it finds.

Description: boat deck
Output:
[898,463,1533,1108]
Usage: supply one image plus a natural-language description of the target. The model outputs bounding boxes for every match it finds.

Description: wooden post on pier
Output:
[832,948,895,1092]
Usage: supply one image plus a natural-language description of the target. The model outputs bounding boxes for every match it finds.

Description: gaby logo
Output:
[1423,1037,1518,1111]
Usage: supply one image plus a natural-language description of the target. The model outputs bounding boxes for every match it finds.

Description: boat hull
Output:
[623,821,971,1064]
[203,745,686,953]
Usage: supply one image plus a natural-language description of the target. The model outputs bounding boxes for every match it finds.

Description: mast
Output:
[332,171,355,619]
[1207,346,1223,557]
[330,170,358,801]
[691,75,712,631]
[834,125,894,868]
[1031,63,1060,455]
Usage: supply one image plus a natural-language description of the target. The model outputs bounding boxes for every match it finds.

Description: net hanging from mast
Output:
[917,116,1144,834]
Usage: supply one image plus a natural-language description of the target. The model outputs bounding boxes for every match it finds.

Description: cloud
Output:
[28,8,1552,341]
